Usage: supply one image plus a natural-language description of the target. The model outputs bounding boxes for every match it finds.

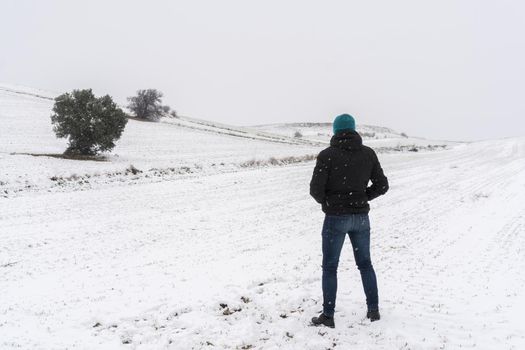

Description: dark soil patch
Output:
[11,152,108,162]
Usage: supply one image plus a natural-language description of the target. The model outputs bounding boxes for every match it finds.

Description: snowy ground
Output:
[0,84,321,196]
[0,84,448,197]
[2,135,524,349]
[251,122,403,142]
[1,84,524,349]
[251,122,459,149]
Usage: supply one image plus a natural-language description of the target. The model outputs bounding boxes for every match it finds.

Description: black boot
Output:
[366,309,380,322]
[311,313,335,328]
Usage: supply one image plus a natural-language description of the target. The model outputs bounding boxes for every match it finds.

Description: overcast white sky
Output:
[1,0,524,140]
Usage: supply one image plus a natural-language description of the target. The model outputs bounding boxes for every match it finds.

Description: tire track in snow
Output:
[365,139,525,349]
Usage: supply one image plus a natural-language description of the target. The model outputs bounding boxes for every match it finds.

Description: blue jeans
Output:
[321,213,378,317]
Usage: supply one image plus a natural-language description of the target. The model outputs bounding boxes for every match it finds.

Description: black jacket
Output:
[309,130,389,214]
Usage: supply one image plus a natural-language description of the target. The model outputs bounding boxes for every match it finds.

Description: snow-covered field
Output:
[0,84,322,196]
[0,84,446,197]
[251,122,459,149]
[252,122,401,141]
[1,84,524,349]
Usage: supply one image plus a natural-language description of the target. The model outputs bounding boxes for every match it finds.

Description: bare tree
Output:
[127,89,168,121]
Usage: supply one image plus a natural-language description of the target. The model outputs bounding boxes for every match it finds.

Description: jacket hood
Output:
[330,130,363,150]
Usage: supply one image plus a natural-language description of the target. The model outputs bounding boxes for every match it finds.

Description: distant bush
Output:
[126,164,142,175]
[294,131,303,138]
[240,154,316,168]
[127,89,169,121]
[50,89,128,155]
[361,132,376,138]
[401,132,408,138]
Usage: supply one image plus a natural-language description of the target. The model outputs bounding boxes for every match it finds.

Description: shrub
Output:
[51,89,128,155]
[361,132,376,138]
[294,131,303,138]
[127,89,169,121]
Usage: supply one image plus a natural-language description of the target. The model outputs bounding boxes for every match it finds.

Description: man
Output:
[310,114,389,328]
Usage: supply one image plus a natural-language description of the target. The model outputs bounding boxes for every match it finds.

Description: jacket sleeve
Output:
[310,151,330,204]
[366,150,389,201]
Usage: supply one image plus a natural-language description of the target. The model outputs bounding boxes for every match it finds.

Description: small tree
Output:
[294,130,303,138]
[127,89,168,121]
[51,89,128,155]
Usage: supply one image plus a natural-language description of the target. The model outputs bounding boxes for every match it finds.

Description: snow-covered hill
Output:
[252,122,458,149]
[252,122,402,141]
[0,84,454,197]
[0,84,323,196]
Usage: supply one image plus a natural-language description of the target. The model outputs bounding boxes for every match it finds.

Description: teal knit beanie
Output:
[333,114,356,134]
